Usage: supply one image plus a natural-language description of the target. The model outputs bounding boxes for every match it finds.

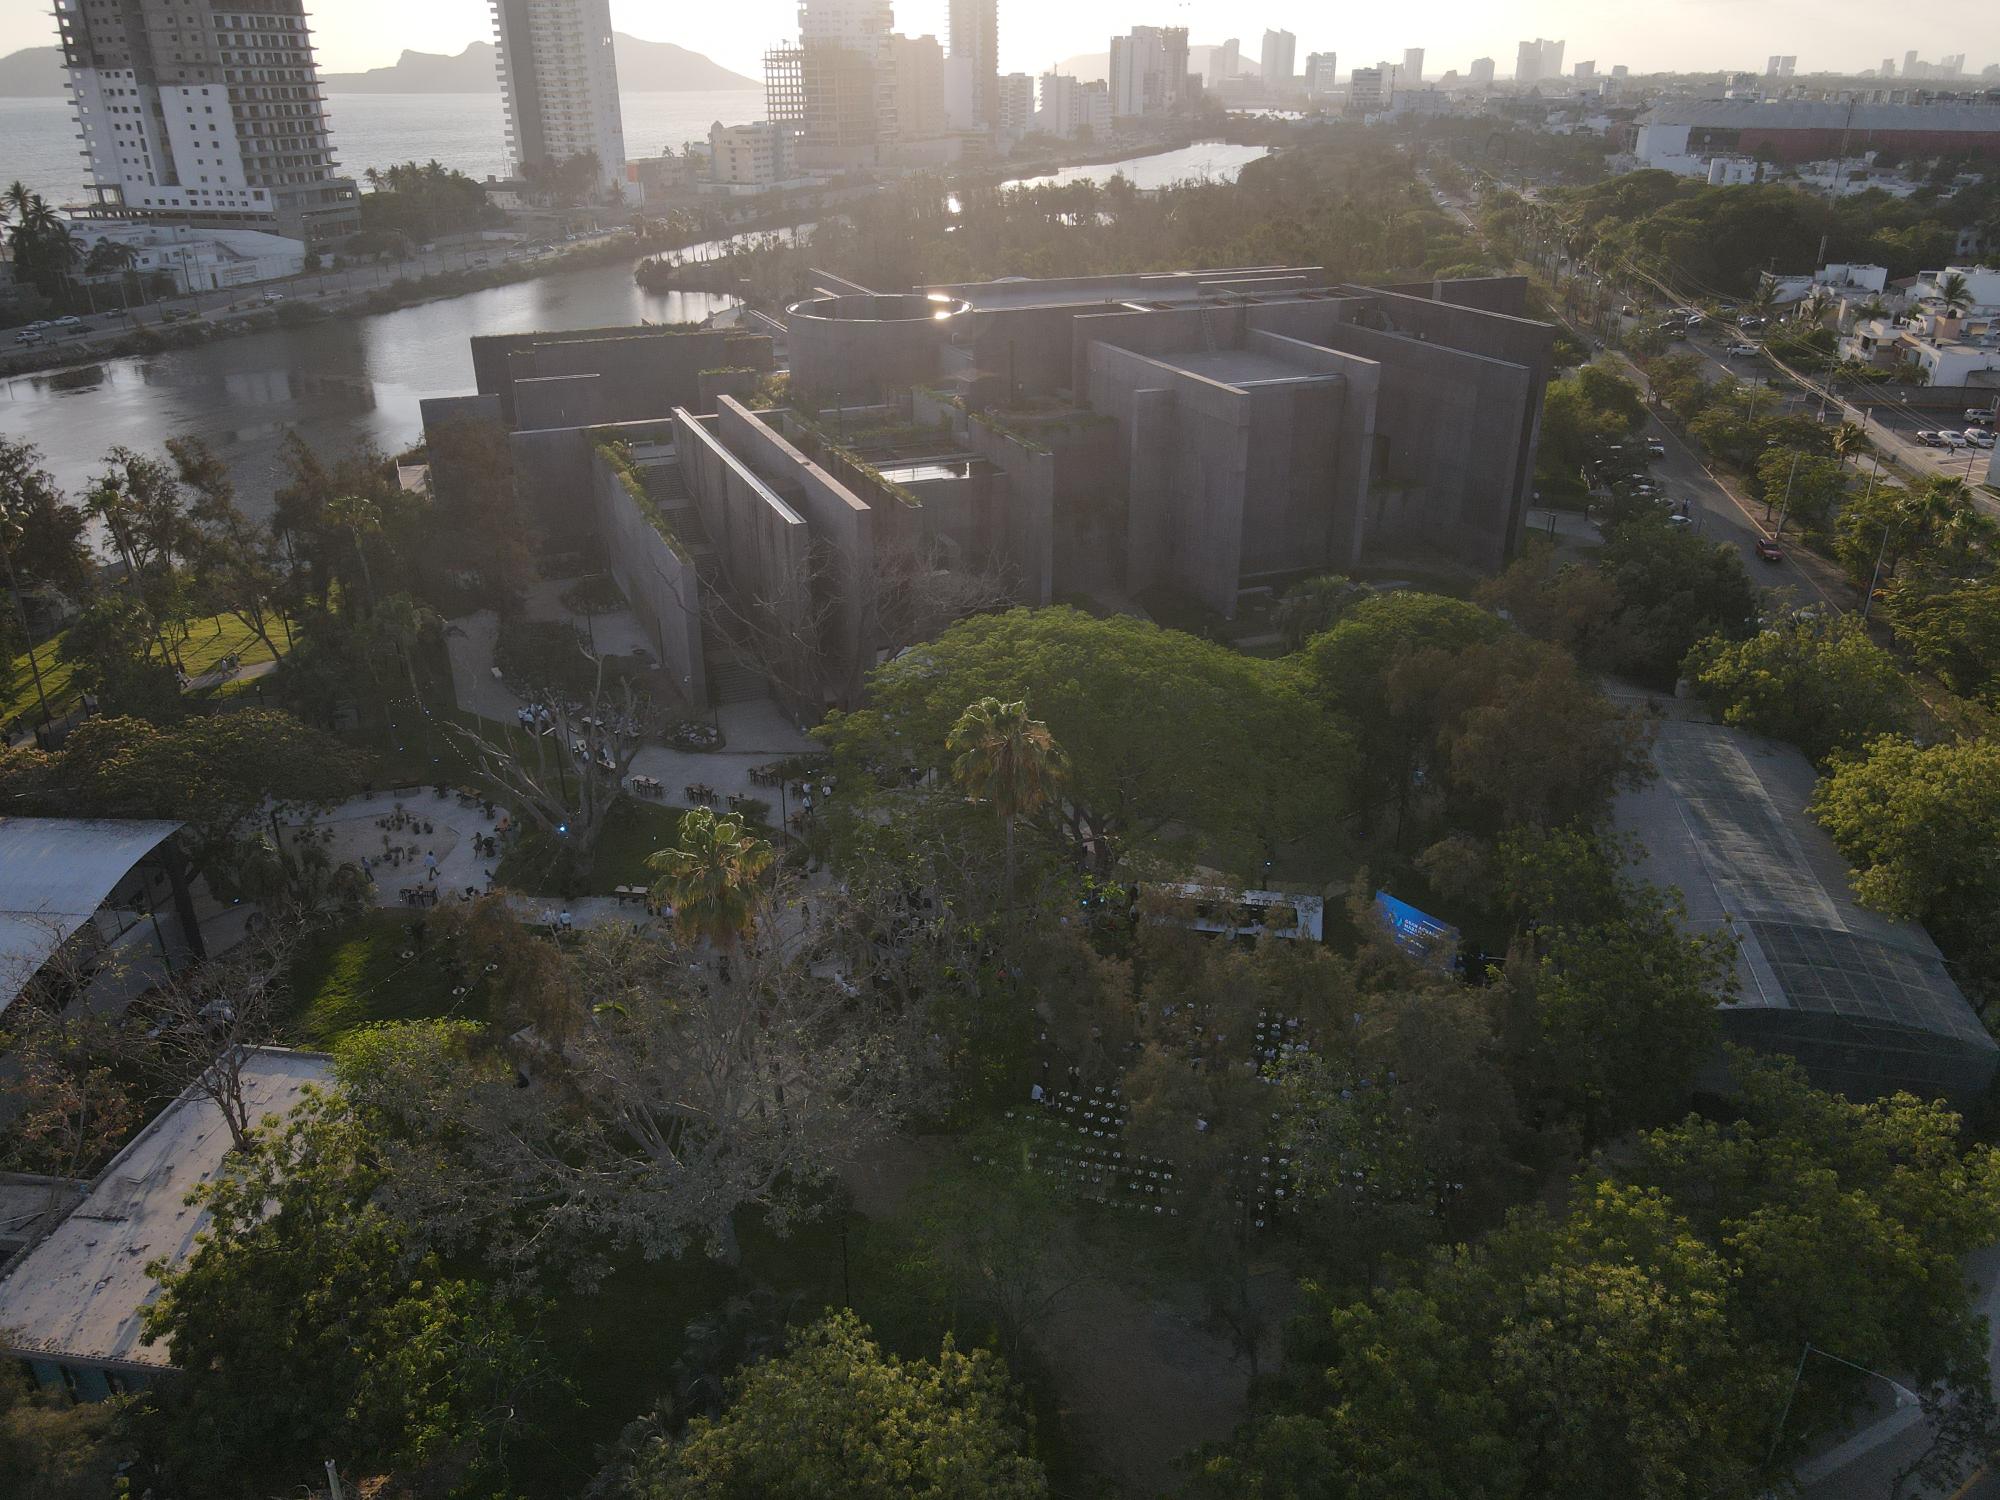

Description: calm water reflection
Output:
[0,262,737,518]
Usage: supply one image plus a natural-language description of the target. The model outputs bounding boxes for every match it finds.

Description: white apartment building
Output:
[53,0,358,245]
[796,0,898,158]
[1037,73,1112,138]
[1261,29,1296,89]
[1109,26,1189,118]
[890,33,946,140]
[947,0,998,129]
[998,72,1035,138]
[706,120,798,187]
[492,0,627,190]
[1304,53,1340,99]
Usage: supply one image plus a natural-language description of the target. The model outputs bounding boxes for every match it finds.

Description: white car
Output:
[13,329,43,345]
[1936,431,1968,449]
[1966,429,1995,448]
[1726,342,1759,356]
[1965,408,1997,424]
[25,320,52,332]
[52,314,84,329]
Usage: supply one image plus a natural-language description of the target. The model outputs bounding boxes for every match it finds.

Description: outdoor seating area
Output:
[628,774,666,800]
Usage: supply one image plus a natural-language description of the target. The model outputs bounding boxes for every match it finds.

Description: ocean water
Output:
[0,90,767,205]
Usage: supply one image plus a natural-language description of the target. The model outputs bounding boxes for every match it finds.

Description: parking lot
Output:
[1858,402,1999,484]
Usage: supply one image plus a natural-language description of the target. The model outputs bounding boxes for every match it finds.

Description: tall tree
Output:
[142,1093,547,1499]
[628,1311,1047,1500]
[648,808,775,950]
[946,696,1069,888]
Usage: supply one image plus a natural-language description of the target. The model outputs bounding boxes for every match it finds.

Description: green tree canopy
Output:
[630,1310,1047,1500]
[1810,734,2000,958]
[1684,613,1911,763]
[142,1092,546,1498]
[1599,518,1760,685]
[819,607,1354,873]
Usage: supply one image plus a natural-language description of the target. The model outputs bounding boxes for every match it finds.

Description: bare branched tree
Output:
[142,920,297,1151]
[341,877,946,1280]
[445,631,655,863]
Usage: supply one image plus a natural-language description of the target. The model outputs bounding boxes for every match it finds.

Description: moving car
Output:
[1755,537,1785,562]
[1727,342,1760,356]
[13,329,43,345]
[1646,440,1667,457]
[52,314,83,329]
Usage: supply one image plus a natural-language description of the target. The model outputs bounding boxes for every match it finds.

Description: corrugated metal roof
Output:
[1640,99,2000,133]
[0,817,185,1014]
[0,1050,333,1371]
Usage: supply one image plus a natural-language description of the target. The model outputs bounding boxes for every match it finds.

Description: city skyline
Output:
[3,0,1995,85]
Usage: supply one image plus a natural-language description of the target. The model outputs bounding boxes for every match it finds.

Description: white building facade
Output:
[492,0,628,190]
[53,0,358,245]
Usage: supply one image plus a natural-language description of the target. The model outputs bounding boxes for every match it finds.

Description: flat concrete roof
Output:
[0,818,184,1015]
[934,267,1332,313]
[0,1049,333,1371]
[1614,718,1991,1050]
[1156,347,1330,386]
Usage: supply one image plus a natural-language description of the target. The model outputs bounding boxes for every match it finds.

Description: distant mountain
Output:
[0,45,65,97]
[321,34,756,93]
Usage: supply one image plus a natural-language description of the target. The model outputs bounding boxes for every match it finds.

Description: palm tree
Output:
[946,696,1070,887]
[1937,272,1972,318]
[646,808,774,950]
[1831,422,1870,469]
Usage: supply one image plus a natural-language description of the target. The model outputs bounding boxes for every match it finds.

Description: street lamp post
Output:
[1765,1343,1921,1469]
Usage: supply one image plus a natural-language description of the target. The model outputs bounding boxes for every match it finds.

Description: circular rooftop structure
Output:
[786,292,974,323]
[785,293,973,401]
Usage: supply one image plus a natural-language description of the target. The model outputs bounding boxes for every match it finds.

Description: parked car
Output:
[52,314,84,329]
[1937,431,1968,448]
[1965,408,1997,424]
[1916,430,1942,446]
[1967,430,1995,449]
[1686,312,1707,327]
[1755,537,1785,562]
[1727,342,1759,356]
[13,329,43,345]
[260,292,285,303]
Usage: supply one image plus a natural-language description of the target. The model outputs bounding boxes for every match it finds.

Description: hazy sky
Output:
[4,0,1995,84]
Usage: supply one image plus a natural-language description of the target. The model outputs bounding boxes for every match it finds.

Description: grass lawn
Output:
[284,909,488,1047]
[3,610,292,724]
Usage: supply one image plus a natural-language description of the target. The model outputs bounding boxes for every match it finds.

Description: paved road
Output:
[1797,1243,2000,1498]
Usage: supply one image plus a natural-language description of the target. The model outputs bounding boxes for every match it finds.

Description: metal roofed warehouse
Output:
[0,817,192,1016]
[1614,718,1997,1105]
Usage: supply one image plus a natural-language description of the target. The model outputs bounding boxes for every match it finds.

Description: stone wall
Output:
[586,443,707,696]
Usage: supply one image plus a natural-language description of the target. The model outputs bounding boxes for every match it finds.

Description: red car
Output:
[1754,537,1785,563]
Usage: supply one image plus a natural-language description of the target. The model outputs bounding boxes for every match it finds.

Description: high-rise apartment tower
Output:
[492,0,627,190]
[948,0,998,128]
[52,0,358,243]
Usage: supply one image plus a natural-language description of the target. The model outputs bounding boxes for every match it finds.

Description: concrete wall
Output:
[513,373,605,432]
[715,398,876,701]
[958,421,1059,604]
[1245,330,1379,570]
[586,445,707,695]
[1312,321,1531,573]
[1085,342,1251,616]
[505,425,595,544]
[1383,274,1532,317]
[786,308,960,405]
[473,327,773,427]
